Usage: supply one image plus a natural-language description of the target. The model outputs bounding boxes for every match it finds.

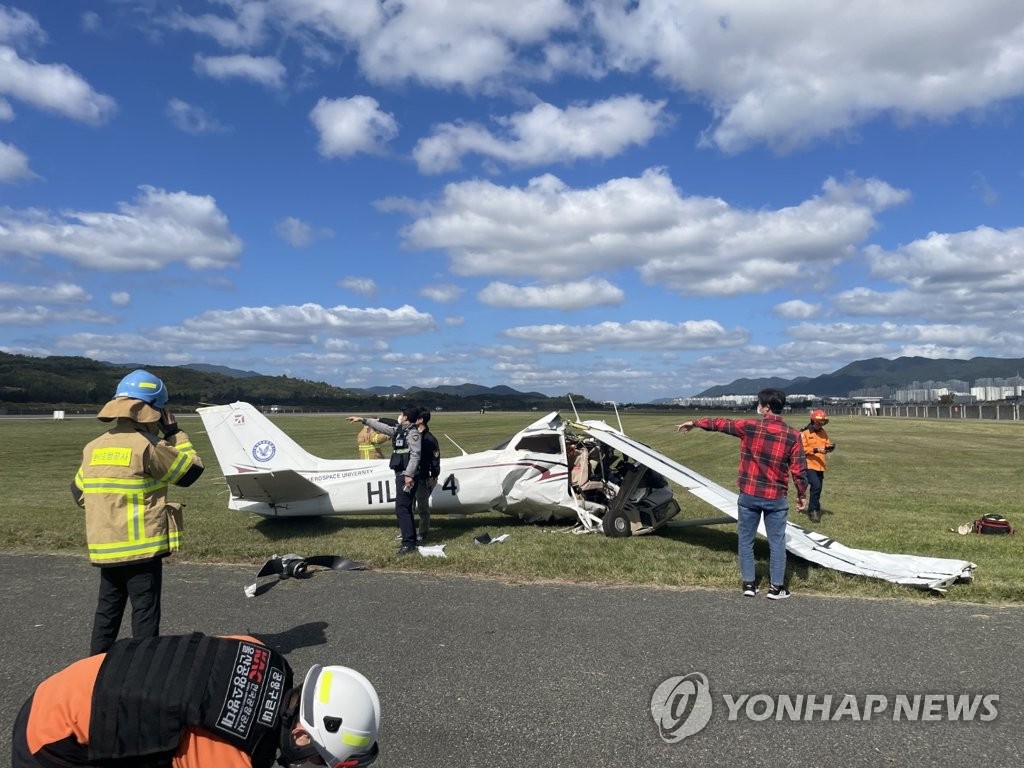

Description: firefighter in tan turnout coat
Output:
[71,370,204,655]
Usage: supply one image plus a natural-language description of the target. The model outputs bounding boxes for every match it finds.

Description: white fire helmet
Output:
[299,664,380,767]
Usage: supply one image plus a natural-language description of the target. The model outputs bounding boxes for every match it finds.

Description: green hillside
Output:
[695,356,1024,397]
[0,352,596,413]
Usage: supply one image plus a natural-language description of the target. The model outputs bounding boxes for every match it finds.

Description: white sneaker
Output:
[766,585,791,600]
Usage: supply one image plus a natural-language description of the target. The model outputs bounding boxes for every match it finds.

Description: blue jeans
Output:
[737,493,788,586]
[805,469,824,514]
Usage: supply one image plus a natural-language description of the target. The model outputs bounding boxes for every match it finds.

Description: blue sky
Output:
[2,1,1023,403]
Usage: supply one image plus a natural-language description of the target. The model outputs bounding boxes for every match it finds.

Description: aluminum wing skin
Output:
[577,420,976,592]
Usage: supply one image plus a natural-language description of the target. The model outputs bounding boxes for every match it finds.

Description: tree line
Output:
[0,352,600,414]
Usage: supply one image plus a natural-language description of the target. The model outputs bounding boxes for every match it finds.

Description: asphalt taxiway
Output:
[1,553,1020,767]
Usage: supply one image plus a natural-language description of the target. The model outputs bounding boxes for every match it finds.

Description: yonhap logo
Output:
[649,671,999,745]
[650,672,713,743]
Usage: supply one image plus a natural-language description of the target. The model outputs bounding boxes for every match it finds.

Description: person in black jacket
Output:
[347,407,422,555]
[415,410,442,541]
[11,632,381,768]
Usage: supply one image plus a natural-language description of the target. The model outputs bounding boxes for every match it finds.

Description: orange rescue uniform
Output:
[800,426,832,473]
[20,636,262,768]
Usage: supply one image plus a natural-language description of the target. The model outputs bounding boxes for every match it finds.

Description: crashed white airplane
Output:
[196,402,976,592]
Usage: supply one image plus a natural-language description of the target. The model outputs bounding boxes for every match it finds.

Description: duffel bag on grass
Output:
[973,514,1015,535]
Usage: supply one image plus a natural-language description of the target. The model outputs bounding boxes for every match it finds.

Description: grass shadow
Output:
[250,516,371,540]
[660,522,738,555]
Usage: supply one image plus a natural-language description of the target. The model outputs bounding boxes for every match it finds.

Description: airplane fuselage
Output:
[228,450,572,518]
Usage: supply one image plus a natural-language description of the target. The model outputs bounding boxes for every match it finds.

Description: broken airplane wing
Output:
[576,419,977,592]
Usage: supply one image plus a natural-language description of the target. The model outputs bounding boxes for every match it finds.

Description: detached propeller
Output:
[245,553,368,597]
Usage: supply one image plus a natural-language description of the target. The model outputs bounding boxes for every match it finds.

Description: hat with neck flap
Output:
[97,369,167,423]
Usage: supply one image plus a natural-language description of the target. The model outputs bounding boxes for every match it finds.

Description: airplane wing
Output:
[577,420,976,592]
[226,470,327,505]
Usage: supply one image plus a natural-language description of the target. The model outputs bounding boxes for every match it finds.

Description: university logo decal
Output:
[252,440,276,462]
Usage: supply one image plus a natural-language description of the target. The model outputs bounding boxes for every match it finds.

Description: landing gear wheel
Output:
[602,509,632,537]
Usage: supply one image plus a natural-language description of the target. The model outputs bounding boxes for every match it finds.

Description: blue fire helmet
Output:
[114,369,168,408]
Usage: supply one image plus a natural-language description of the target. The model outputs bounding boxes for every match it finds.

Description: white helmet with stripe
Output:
[299,664,380,767]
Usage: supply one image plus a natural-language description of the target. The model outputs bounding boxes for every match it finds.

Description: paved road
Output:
[1,553,1020,767]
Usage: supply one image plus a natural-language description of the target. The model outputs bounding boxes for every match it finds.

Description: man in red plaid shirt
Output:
[677,388,808,600]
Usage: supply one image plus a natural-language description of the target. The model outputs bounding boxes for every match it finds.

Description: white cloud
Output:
[0,281,90,303]
[866,226,1024,288]
[503,319,748,352]
[0,6,46,47]
[444,315,465,327]
[413,95,667,173]
[419,284,464,304]
[786,320,1020,351]
[310,96,398,158]
[110,291,131,307]
[478,278,624,310]
[160,1,1024,155]
[399,169,908,295]
[972,172,999,206]
[173,303,436,348]
[166,98,229,135]
[682,340,893,395]
[277,217,314,247]
[0,305,114,326]
[0,45,116,124]
[52,331,162,362]
[324,338,359,352]
[194,53,286,88]
[774,299,819,320]
[0,185,243,271]
[356,0,577,87]
[0,139,34,182]
[166,4,271,48]
[591,0,1024,152]
[852,226,1024,320]
[339,277,377,297]
[832,287,926,318]
[0,97,12,120]
[164,0,576,89]
[80,11,102,33]
[275,216,333,247]
[49,304,436,361]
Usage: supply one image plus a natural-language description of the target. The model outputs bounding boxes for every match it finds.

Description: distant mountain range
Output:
[0,352,582,410]
[184,363,263,378]
[7,351,1023,408]
[364,382,546,398]
[683,356,1024,399]
[182,368,549,399]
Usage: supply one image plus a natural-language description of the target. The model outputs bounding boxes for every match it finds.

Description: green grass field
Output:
[1,409,1021,603]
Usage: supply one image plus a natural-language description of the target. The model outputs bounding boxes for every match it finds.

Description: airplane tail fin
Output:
[196,401,323,476]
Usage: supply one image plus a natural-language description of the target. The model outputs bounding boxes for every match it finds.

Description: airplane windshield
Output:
[512,435,563,454]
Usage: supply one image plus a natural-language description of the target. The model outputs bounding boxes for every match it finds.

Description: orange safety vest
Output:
[801,426,832,472]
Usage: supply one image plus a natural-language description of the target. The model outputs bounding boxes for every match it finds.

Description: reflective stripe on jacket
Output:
[73,421,203,565]
[357,426,388,460]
